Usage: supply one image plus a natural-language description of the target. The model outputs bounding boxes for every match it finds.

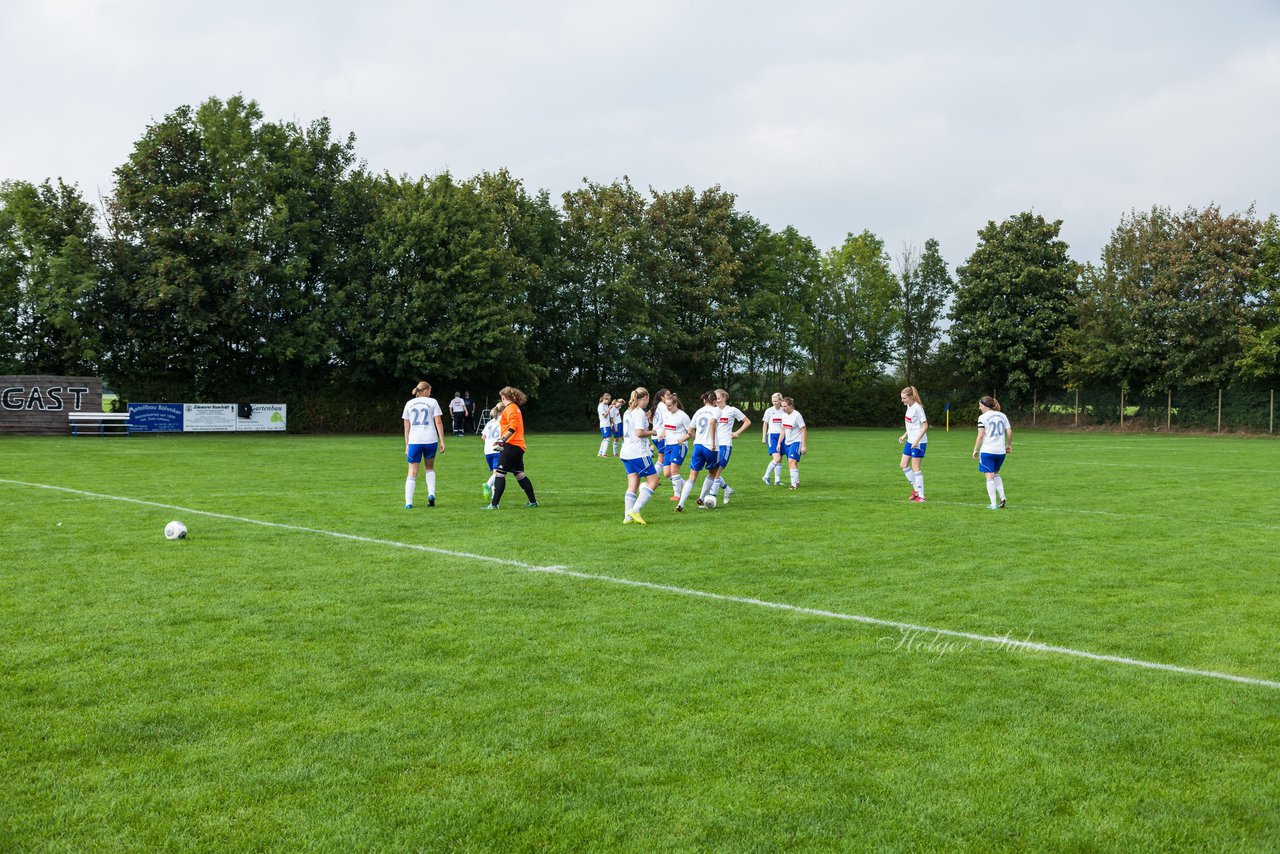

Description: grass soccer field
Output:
[2,428,1278,850]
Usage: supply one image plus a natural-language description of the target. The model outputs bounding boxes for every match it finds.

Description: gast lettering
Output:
[1,385,90,411]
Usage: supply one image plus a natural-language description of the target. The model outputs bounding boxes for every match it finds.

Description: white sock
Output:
[914,471,924,499]
[904,468,917,490]
[671,474,683,497]
[486,472,496,487]
[599,438,609,455]
[425,470,436,497]
[790,467,799,486]
[717,476,727,489]
[634,484,654,513]
[765,461,775,480]
[986,479,998,505]
[625,491,636,518]
[773,462,782,484]
[994,476,1005,500]
[679,478,695,506]
[405,476,416,505]
[700,478,713,500]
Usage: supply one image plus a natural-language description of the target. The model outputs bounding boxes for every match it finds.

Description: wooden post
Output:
[1119,389,1125,428]
[1032,390,1037,427]
[1217,388,1223,433]
[1074,388,1079,428]
[1167,389,1171,432]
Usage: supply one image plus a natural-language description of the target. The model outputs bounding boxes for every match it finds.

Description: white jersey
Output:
[652,402,670,437]
[904,402,927,444]
[781,410,806,445]
[449,396,466,413]
[403,397,443,444]
[608,404,621,427]
[597,402,611,429]
[690,404,720,449]
[715,405,747,447]
[762,405,785,435]
[978,410,1012,454]
[620,408,653,460]
[661,409,692,445]
[483,417,502,454]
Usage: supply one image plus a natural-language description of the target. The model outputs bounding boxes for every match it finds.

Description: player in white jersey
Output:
[596,393,612,457]
[676,390,721,512]
[608,396,623,456]
[481,402,505,500]
[660,392,692,500]
[898,386,929,503]
[973,395,1013,509]
[402,380,446,508]
[699,388,750,505]
[619,387,661,524]
[648,386,670,464]
[778,397,807,488]
[760,392,785,485]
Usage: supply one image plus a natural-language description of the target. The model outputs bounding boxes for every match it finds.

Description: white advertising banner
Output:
[183,403,237,432]
[236,403,287,432]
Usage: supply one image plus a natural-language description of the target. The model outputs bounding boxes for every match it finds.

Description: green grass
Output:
[2,429,1278,851]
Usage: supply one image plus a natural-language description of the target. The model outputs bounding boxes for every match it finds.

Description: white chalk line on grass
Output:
[4,477,1278,693]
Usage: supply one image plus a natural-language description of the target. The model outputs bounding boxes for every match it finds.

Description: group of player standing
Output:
[897,386,1014,509]
[402,379,1012,516]
[601,387,808,525]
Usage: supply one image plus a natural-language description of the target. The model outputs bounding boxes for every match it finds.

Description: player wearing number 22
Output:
[974,395,1013,510]
[403,380,446,508]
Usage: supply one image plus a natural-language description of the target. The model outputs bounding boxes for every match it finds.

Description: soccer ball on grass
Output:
[164,520,188,540]
[703,495,717,510]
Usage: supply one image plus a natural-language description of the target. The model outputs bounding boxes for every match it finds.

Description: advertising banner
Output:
[236,404,287,432]
[183,403,237,432]
[127,403,184,432]
[0,375,102,435]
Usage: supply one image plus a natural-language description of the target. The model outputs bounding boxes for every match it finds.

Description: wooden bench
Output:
[68,412,130,436]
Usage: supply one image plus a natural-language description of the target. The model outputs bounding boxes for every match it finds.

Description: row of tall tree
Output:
[2,96,1278,428]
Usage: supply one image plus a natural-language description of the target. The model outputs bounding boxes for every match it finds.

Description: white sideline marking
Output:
[4,478,1278,692]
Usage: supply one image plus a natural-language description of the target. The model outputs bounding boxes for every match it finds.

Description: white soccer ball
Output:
[703,495,717,510]
[164,520,188,540]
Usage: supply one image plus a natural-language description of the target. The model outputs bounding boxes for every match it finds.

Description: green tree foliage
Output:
[1062,205,1260,393]
[0,179,101,373]
[1235,214,1280,383]
[102,96,357,399]
[949,212,1077,403]
[809,230,900,384]
[896,238,953,386]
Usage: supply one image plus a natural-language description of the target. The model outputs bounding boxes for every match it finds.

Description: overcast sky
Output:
[2,0,1277,268]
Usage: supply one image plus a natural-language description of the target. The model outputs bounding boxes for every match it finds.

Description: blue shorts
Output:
[407,443,438,463]
[622,456,658,477]
[663,443,687,467]
[600,427,610,438]
[978,452,1006,473]
[612,425,623,438]
[902,442,927,459]
[653,438,666,456]
[717,445,733,470]
[486,452,500,471]
[767,434,781,455]
[782,441,802,461]
[690,444,719,472]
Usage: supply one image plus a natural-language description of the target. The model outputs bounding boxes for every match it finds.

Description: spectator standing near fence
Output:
[463,391,476,433]
[449,392,467,437]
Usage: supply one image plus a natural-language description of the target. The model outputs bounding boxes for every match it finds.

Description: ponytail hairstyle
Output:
[771,392,783,405]
[412,380,431,397]
[599,392,611,403]
[979,395,1001,412]
[782,396,795,408]
[500,386,528,406]
[701,390,718,406]
[668,393,684,413]
[648,387,669,419]
[901,386,922,406]
[628,387,650,411]
[490,401,506,420]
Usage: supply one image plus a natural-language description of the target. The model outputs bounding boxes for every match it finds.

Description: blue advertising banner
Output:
[128,403,184,432]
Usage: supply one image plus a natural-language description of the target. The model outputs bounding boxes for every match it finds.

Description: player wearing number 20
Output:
[403,380,446,508]
[974,395,1013,510]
